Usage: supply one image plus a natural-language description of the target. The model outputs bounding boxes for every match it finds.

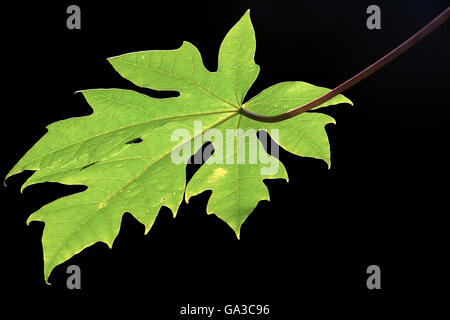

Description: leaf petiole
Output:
[239,6,449,123]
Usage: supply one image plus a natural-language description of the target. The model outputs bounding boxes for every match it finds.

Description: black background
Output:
[2,0,449,317]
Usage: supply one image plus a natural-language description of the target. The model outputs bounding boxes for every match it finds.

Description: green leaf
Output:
[6,9,352,283]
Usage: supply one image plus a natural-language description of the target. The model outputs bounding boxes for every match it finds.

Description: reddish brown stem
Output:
[240,7,449,123]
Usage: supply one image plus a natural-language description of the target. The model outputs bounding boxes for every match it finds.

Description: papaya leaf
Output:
[6,10,351,283]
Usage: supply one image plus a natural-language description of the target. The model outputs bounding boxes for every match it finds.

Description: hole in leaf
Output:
[125,137,143,144]
[80,161,99,171]
[186,142,213,183]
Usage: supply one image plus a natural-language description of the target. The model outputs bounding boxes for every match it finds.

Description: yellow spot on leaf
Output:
[208,168,228,183]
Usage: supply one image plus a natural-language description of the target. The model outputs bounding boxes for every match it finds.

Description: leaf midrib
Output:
[12,108,237,176]
[114,58,241,110]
